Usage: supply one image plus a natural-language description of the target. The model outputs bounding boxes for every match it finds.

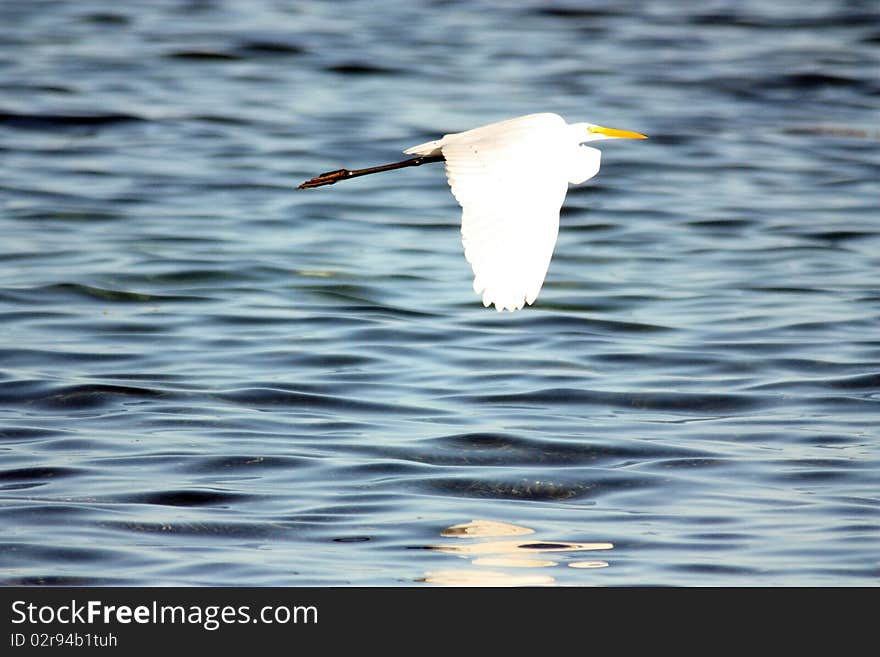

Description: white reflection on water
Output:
[420,519,612,586]
[441,519,534,538]
[421,570,556,586]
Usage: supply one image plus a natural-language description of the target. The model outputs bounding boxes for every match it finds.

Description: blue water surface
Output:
[1,0,878,585]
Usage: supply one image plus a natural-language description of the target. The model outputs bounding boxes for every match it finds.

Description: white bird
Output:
[298,113,646,311]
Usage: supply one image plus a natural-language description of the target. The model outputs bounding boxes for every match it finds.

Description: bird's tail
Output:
[403,139,444,157]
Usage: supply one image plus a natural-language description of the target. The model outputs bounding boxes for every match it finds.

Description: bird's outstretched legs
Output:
[297,155,444,189]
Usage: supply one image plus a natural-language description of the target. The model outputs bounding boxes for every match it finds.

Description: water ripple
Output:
[1,0,877,586]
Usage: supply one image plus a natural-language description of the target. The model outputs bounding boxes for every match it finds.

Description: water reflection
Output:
[440,519,534,538]
[420,519,612,586]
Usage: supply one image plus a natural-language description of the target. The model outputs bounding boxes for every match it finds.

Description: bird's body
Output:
[406,113,604,311]
[299,113,646,311]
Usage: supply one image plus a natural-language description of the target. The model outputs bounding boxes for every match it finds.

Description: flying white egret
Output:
[298,113,646,311]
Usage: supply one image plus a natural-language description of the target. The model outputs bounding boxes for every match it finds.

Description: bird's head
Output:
[581,123,648,143]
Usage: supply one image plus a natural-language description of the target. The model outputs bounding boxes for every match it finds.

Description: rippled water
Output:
[2,0,878,586]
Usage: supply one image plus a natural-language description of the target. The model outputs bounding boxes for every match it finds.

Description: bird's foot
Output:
[297,169,352,189]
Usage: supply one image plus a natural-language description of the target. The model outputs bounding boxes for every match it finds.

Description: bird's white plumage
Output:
[300,112,644,310]
[405,113,602,311]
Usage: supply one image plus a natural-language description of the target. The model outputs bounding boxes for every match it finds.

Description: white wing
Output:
[412,114,571,311]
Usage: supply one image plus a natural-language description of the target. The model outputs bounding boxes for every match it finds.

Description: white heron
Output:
[298,113,646,311]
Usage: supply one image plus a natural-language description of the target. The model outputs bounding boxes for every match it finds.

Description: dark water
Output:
[2,0,878,586]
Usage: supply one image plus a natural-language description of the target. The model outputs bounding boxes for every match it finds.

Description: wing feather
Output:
[437,115,570,310]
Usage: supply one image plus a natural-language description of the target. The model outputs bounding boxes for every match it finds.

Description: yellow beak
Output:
[588,125,648,139]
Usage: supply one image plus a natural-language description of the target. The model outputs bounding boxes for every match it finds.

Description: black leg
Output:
[297,155,444,189]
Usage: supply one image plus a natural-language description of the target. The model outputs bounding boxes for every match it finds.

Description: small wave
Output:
[216,386,427,415]
[422,473,652,501]
[179,455,313,474]
[0,110,144,130]
[0,426,67,441]
[119,489,254,507]
[100,520,282,539]
[0,543,121,565]
[530,7,621,19]
[0,381,168,410]
[467,387,768,414]
[0,466,83,481]
[164,50,243,61]
[0,575,126,586]
[235,40,306,56]
[0,348,135,367]
[79,12,131,25]
[0,283,210,304]
[775,72,867,90]
[386,431,707,467]
[325,63,404,76]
